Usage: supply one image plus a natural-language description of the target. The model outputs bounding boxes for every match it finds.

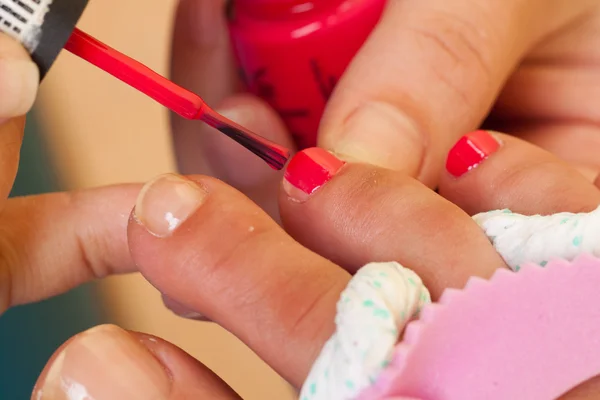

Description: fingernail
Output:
[134,173,207,237]
[283,147,345,202]
[36,325,171,400]
[0,59,39,118]
[446,130,500,177]
[331,102,425,175]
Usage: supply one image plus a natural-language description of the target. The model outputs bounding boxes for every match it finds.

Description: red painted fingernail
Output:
[283,148,345,201]
[446,130,500,177]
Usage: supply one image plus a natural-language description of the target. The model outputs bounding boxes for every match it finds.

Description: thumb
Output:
[0,33,38,122]
[33,325,241,399]
[0,33,39,203]
[318,0,594,186]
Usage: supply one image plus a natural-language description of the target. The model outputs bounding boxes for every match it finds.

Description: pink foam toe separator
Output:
[359,255,600,400]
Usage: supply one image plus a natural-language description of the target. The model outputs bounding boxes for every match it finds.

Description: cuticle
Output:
[136,334,176,387]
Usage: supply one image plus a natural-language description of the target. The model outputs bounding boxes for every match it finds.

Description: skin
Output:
[22,136,600,399]
[0,0,598,397]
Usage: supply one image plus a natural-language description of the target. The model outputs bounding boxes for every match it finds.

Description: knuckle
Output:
[62,191,113,280]
[408,9,495,108]
[283,276,342,337]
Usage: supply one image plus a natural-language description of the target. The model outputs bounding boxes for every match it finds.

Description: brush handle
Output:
[65,28,206,119]
[0,5,291,169]
[65,28,291,169]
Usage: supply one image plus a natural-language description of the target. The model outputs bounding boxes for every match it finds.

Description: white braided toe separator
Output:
[473,205,600,271]
[299,205,600,399]
[299,262,431,400]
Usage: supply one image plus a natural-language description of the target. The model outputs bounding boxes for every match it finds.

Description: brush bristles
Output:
[200,108,291,170]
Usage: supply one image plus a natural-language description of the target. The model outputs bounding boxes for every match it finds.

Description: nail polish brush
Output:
[0,0,290,170]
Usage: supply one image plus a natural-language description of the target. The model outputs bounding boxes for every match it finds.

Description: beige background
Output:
[35,0,295,398]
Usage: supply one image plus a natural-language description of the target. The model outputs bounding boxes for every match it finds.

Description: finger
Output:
[0,34,40,202]
[0,185,141,314]
[0,33,38,121]
[318,0,596,185]
[493,48,600,129]
[128,173,350,386]
[170,0,239,174]
[438,130,600,215]
[486,12,600,180]
[33,324,241,400]
[0,117,25,203]
[278,148,507,298]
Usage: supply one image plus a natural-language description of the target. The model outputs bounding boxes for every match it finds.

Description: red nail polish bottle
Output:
[227,0,387,149]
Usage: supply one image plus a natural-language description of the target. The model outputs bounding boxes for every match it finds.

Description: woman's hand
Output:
[0,33,144,314]
[31,130,600,399]
[168,0,600,219]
